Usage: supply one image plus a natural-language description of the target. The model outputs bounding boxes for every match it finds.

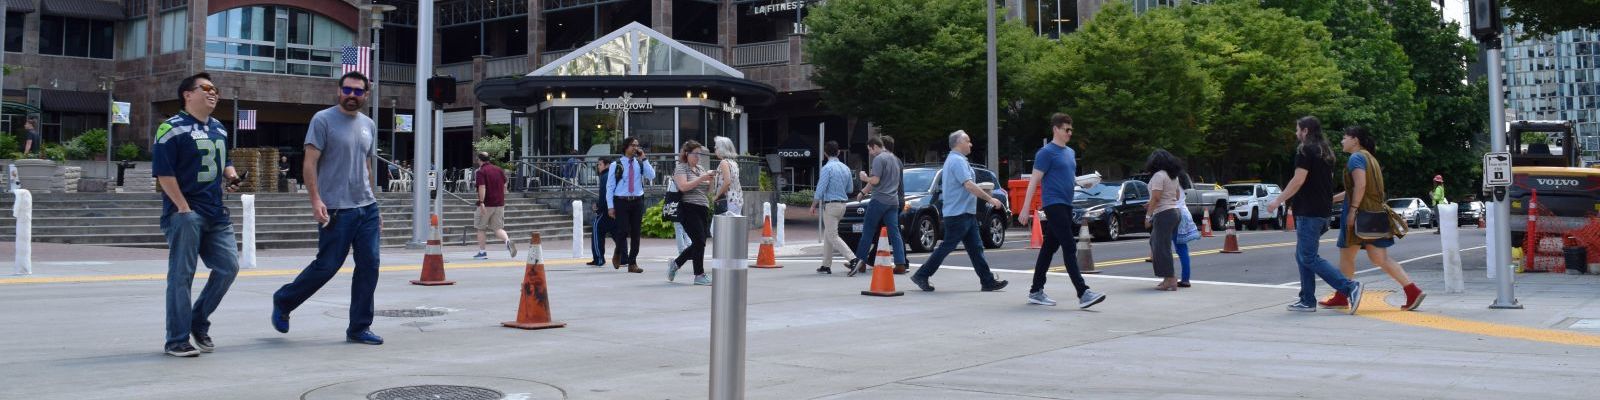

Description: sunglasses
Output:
[192,83,218,95]
[341,87,367,96]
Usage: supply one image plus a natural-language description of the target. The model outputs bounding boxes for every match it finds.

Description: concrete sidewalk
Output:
[3,245,1600,399]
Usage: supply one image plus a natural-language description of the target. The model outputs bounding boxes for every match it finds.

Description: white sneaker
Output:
[693,274,712,286]
[1078,290,1106,309]
[506,241,518,259]
[1028,291,1058,306]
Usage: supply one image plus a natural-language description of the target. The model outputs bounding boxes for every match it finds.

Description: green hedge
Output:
[641,201,675,238]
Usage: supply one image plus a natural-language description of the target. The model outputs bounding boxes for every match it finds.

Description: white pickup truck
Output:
[1224,183,1284,230]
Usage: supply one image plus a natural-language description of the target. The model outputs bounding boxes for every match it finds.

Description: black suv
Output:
[1072,180,1153,241]
[837,164,1012,252]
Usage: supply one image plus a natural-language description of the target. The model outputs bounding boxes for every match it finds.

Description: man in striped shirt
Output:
[810,141,857,274]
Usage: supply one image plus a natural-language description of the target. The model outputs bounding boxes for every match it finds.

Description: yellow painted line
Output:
[1358,290,1600,347]
[0,258,587,285]
[1047,238,1335,272]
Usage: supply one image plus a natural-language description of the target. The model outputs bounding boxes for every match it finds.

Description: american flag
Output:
[237,109,256,131]
[341,45,370,77]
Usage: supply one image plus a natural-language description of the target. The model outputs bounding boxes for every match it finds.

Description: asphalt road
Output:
[886,223,1489,287]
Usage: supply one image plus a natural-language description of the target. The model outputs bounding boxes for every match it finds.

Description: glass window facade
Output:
[38,16,115,59]
[5,12,22,53]
[1502,24,1600,157]
[205,6,354,77]
[122,18,148,59]
[159,9,187,53]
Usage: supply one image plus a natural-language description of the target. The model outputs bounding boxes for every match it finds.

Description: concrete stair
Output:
[0,192,587,249]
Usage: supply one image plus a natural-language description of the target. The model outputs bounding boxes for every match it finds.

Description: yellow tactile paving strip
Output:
[1358,290,1600,347]
[0,258,585,285]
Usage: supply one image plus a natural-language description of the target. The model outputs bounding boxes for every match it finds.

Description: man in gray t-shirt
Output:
[851,135,910,276]
[272,72,387,346]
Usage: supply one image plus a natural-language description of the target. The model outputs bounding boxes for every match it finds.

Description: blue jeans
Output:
[591,215,613,264]
[854,201,908,265]
[162,212,239,348]
[273,203,382,336]
[1296,216,1357,305]
[1174,239,1191,282]
[912,214,999,286]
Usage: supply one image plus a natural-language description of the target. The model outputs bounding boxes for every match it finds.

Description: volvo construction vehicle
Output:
[1505,120,1600,244]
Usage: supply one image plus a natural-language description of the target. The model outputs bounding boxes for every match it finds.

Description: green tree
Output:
[1504,0,1600,38]
[1266,0,1423,179]
[1385,0,1490,199]
[1175,2,1346,181]
[1023,2,1218,174]
[806,0,1042,158]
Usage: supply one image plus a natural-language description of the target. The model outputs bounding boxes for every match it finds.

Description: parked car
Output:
[1072,180,1152,241]
[1388,198,1436,228]
[837,164,1012,253]
[1225,183,1285,229]
[1457,201,1485,226]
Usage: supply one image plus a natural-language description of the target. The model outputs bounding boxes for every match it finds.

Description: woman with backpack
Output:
[1328,126,1425,311]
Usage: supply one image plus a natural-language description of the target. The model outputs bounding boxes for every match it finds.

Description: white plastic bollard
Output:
[1439,203,1463,293]
[776,204,786,247]
[762,201,771,225]
[13,188,31,275]
[572,200,583,259]
[240,194,257,269]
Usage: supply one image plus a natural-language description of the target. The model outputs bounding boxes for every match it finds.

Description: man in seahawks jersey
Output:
[154,72,241,357]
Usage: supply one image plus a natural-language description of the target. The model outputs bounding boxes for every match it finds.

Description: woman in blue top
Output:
[1329,126,1425,311]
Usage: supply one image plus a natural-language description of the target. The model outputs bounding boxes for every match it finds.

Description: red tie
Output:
[628,159,636,193]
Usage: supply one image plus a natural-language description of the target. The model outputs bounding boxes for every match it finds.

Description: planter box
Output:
[13,159,58,193]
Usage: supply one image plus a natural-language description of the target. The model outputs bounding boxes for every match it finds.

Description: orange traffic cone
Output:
[1027,211,1044,249]
[1201,208,1215,238]
[1284,208,1296,231]
[1076,224,1100,274]
[1220,215,1242,254]
[860,249,903,297]
[1478,213,1486,229]
[503,233,566,330]
[750,214,784,269]
[411,214,456,285]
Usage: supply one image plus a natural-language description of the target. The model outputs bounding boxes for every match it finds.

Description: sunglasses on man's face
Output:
[192,83,218,95]
[341,87,367,97]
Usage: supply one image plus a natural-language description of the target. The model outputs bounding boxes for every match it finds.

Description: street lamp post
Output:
[100,75,115,179]
[984,0,999,171]
[362,4,396,125]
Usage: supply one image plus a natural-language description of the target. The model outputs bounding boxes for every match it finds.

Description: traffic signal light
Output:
[1469,0,1501,43]
[427,75,456,105]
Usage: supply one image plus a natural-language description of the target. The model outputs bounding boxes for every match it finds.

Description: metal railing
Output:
[681,41,725,62]
[486,56,529,77]
[540,49,576,65]
[733,40,790,67]
[381,63,416,84]
[514,154,767,193]
[436,62,475,81]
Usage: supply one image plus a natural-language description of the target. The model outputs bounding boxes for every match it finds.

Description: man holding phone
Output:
[271,71,385,346]
[154,72,242,357]
[607,137,654,273]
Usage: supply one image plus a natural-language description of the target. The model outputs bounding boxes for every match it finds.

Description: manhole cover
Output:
[376,309,447,318]
[368,385,503,400]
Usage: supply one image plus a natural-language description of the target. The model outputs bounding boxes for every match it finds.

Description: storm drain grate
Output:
[375,309,447,318]
[368,385,503,400]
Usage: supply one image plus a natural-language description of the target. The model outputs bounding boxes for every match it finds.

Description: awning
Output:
[475,75,778,110]
[2,101,43,115]
[8,0,38,14]
[40,89,108,114]
[40,0,125,20]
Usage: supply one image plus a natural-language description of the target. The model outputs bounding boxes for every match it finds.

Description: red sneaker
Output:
[1402,283,1426,311]
[1319,292,1348,309]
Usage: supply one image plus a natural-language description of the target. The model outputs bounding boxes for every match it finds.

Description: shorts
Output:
[1336,225,1394,249]
[475,206,505,231]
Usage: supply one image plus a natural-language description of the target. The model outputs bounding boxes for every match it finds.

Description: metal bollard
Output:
[241,194,257,269]
[571,200,583,259]
[1439,203,1463,293]
[776,204,786,247]
[13,188,31,275]
[710,214,749,400]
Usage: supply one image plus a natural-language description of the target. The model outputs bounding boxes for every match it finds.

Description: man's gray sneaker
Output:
[507,241,519,259]
[1078,290,1106,309]
[693,274,713,286]
[165,343,200,357]
[1347,282,1364,315]
[192,333,214,353]
[1286,301,1317,312]
[1028,291,1057,306]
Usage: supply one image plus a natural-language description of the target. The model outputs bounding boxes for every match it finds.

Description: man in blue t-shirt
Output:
[1019,113,1105,309]
[271,71,386,346]
[908,130,1009,292]
[153,72,241,357]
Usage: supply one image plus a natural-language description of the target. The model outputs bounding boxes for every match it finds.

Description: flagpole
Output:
[233,92,239,149]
